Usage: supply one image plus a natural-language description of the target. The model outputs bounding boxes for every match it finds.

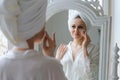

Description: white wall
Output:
[111,0,120,47]
[110,0,120,79]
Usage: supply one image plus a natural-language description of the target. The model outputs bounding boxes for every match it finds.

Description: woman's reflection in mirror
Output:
[46,10,99,80]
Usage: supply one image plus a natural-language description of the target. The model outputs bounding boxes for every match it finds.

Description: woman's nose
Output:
[75,27,79,31]
[74,28,79,33]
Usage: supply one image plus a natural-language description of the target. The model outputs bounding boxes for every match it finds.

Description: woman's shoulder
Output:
[88,43,99,49]
[87,43,99,55]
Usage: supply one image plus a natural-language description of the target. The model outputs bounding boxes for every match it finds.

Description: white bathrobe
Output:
[61,42,99,80]
[0,49,67,80]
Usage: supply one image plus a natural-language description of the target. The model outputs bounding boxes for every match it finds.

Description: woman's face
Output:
[69,18,86,40]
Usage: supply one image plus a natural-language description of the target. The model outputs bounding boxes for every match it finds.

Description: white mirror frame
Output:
[46,0,111,80]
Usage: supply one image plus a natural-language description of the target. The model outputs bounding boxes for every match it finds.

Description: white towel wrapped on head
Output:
[0,0,47,48]
[68,10,91,31]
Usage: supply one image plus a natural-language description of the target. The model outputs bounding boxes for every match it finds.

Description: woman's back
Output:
[0,50,67,80]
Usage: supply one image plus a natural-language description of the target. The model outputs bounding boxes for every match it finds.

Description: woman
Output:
[0,0,67,80]
[56,11,99,80]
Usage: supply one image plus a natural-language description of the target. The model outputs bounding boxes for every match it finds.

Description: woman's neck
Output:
[27,37,34,49]
[13,48,30,51]
[72,39,83,47]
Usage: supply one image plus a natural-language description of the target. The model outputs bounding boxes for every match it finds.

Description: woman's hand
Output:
[81,30,91,49]
[42,32,56,57]
[56,44,67,60]
[81,30,91,57]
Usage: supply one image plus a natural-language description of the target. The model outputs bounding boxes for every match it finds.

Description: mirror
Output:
[46,0,111,80]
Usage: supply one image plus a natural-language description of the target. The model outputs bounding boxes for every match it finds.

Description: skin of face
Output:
[69,18,86,41]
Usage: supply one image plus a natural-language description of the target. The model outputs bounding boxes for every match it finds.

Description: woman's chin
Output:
[72,35,82,39]
[74,36,82,40]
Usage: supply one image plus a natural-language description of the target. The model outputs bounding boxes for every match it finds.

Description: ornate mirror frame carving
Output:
[46,0,111,80]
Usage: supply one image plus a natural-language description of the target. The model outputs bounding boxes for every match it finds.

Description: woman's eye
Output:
[78,26,83,29]
[72,25,76,28]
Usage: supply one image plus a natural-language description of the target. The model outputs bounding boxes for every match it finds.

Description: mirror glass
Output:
[46,10,101,80]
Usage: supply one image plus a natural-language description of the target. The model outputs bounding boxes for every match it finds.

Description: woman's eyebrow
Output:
[71,24,75,26]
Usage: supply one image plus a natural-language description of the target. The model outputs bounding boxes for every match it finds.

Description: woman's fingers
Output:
[52,33,56,48]
[59,44,67,53]
[81,30,91,48]
[85,32,91,42]
[56,44,67,60]
[81,30,91,42]
[81,29,86,37]
[42,32,47,49]
[45,32,53,44]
